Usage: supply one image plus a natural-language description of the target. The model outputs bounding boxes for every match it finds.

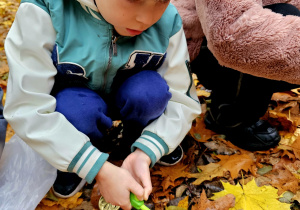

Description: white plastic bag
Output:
[0,134,57,210]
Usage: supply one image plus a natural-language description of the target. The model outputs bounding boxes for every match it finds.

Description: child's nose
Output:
[135,10,154,26]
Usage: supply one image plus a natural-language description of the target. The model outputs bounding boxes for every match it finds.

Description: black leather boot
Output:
[204,104,281,151]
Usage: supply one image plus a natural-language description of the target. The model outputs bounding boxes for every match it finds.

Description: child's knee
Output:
[55,87,112,140]
[116,70,172,123]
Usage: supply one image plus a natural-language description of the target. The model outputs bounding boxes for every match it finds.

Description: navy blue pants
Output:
[191,3,300,126]
[55,70,172,148]
[0,88,7,158]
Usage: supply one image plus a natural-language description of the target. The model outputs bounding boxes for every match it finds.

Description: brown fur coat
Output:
[171,0,300,84]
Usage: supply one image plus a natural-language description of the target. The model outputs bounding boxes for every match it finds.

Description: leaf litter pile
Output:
[2,1,300,210]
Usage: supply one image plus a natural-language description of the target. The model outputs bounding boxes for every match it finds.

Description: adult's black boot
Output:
[204,103,281,151]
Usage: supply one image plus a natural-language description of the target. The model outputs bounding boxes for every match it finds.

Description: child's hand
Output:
[121,149,152,200]
[95,162,144,210]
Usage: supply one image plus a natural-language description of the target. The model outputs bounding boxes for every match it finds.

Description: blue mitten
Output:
[55,87,112,141]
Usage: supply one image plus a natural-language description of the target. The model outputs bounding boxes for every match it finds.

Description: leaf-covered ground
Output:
[2,1,300,210]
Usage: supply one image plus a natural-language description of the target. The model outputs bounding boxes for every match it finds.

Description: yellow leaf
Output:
[165,207,186,210]
[177,196,189,209]
[58,192,83,209]
[196,89,211,97]
[41,192,83,209]
[211,179,291,210]
[41,199,57,207]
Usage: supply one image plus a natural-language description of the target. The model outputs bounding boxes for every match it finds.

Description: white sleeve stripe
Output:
[140,135,166,155]
[73,145,94,173]
[135,139,162,162]
[78,149,102,178]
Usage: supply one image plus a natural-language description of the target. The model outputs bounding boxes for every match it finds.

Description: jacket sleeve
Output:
[170,0,204,61]
[131,26,201,167]
[4,2,108,183]
[196,0,300,84]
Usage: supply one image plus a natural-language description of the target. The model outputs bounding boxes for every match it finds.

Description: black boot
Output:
[204,102,281,151]
[157,145,183,166]
[191,38,283,151]
[52,171,86,198]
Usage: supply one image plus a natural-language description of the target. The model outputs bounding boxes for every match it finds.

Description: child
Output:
[4,0,201,209]
[0,88,7,158]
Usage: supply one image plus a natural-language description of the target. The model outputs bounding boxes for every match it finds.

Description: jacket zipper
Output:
[102,32,119,91]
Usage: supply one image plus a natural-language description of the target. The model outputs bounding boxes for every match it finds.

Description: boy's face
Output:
[95,0,170,36]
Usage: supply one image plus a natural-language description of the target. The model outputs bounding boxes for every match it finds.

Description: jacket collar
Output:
[77,0,98,12]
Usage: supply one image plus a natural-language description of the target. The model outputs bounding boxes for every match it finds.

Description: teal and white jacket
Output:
[4,0,201,183]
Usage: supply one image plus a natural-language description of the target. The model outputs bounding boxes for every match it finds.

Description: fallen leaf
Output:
[292,190,300,203]
[265,157,299,194]
[177,196,189,209]
[41,192,83,209]
[188,163,227,185]
[204,140,237,155]
[291,136,300,160]
[211,179,291,210]
[191,189,235,210]
[152,162,189,190]
[272,91,300,102]
[165,206,186,210]
[216,154,256,179]
[190,114,216,143]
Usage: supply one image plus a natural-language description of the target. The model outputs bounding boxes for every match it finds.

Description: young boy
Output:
[4,0,201,209]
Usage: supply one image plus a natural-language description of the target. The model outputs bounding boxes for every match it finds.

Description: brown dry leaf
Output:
[151,174,164,193]
[213,137,246,152]
[291,136,300,160]
[151,188,174,205]
[191,189,235,210]
[292,190,300,203]
[190,114,216,143]
[90,183,101,209]
[152,162,190,190]
[216,153,256,179]
[41,192,83,209]
[267,110,296,133]
[265,157,299,195]
[272,91,300,102]
[203,140,238,155]
[35,204,62,210]
[188,163,227,185]
[282,149,296,161]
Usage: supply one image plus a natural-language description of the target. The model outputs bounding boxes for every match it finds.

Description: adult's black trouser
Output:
[191,3,300,126]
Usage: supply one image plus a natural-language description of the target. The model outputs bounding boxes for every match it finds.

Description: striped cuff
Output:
[67,142,109,183]
[131,130,169,167]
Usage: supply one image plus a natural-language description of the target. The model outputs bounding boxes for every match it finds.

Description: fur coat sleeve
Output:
[172,0,300,84]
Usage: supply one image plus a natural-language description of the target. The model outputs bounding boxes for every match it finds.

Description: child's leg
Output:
[113,70,182,165]
[115,70,171,127]
[114,70,171,149]
[0,88,7,159]
[53,87,113,198]
[55,87,112,144]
